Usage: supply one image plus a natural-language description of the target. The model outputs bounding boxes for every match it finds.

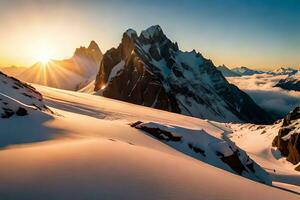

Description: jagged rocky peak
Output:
[217,65,241,77]
[272,107,300,170]
[124,28,138,39]
[139,25,165,43]
[94,25,273,124]
[88,40,100,51]
[73,40,103,65]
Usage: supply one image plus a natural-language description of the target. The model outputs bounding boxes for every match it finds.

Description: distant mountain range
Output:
[231,66,265,76]
[0,41,102,90]
[94,25,273,124]
[217,65,298,77]
[269,67,298,76]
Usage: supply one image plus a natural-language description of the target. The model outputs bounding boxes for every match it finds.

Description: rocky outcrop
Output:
[95,25,273,124]
[272,107,300,170]
[131,121,271,184]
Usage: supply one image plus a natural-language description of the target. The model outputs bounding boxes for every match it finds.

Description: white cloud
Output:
[227,74,300,118]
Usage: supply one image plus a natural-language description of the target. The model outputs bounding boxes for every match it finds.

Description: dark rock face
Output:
[95,25,273,124]
[131,121,182,142]
[16,107,28,116]
[219,150,247,175]
[272,107,300,170]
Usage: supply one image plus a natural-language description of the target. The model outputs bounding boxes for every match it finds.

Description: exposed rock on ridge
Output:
[95,25,273,124]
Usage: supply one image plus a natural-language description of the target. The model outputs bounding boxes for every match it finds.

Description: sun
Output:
[34,45,53,64]
[37,53,50,64]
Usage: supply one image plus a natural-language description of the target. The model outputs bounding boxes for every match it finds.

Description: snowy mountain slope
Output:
[217,65,241,77]
[131,121,270,184]
[4,41,102,91]
[0,80,299,198]
[0,72,49,113]
[275,72,300,91]
[94,25,272,124]
[0,72,54,147]
[1,136,298,200]
[229,122,300,193]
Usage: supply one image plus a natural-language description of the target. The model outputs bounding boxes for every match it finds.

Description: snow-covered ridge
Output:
[0,71,50,118]
[275,71,300,92]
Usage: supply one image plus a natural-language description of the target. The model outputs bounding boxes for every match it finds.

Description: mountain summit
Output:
[94,25,272,124]
[217,65,241,77]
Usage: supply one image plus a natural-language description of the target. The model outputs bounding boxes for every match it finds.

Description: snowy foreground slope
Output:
[229,122,300,194]
[0,84,299,199]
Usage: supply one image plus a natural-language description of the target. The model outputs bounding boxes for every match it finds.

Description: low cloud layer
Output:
[227,74,300,118]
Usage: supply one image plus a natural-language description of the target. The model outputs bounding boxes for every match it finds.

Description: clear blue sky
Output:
[0,0,299,70]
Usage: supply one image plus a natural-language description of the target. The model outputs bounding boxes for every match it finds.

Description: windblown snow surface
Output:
[0,84,299,199]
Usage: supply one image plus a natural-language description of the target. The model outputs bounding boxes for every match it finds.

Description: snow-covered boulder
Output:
[131,121,271,184]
